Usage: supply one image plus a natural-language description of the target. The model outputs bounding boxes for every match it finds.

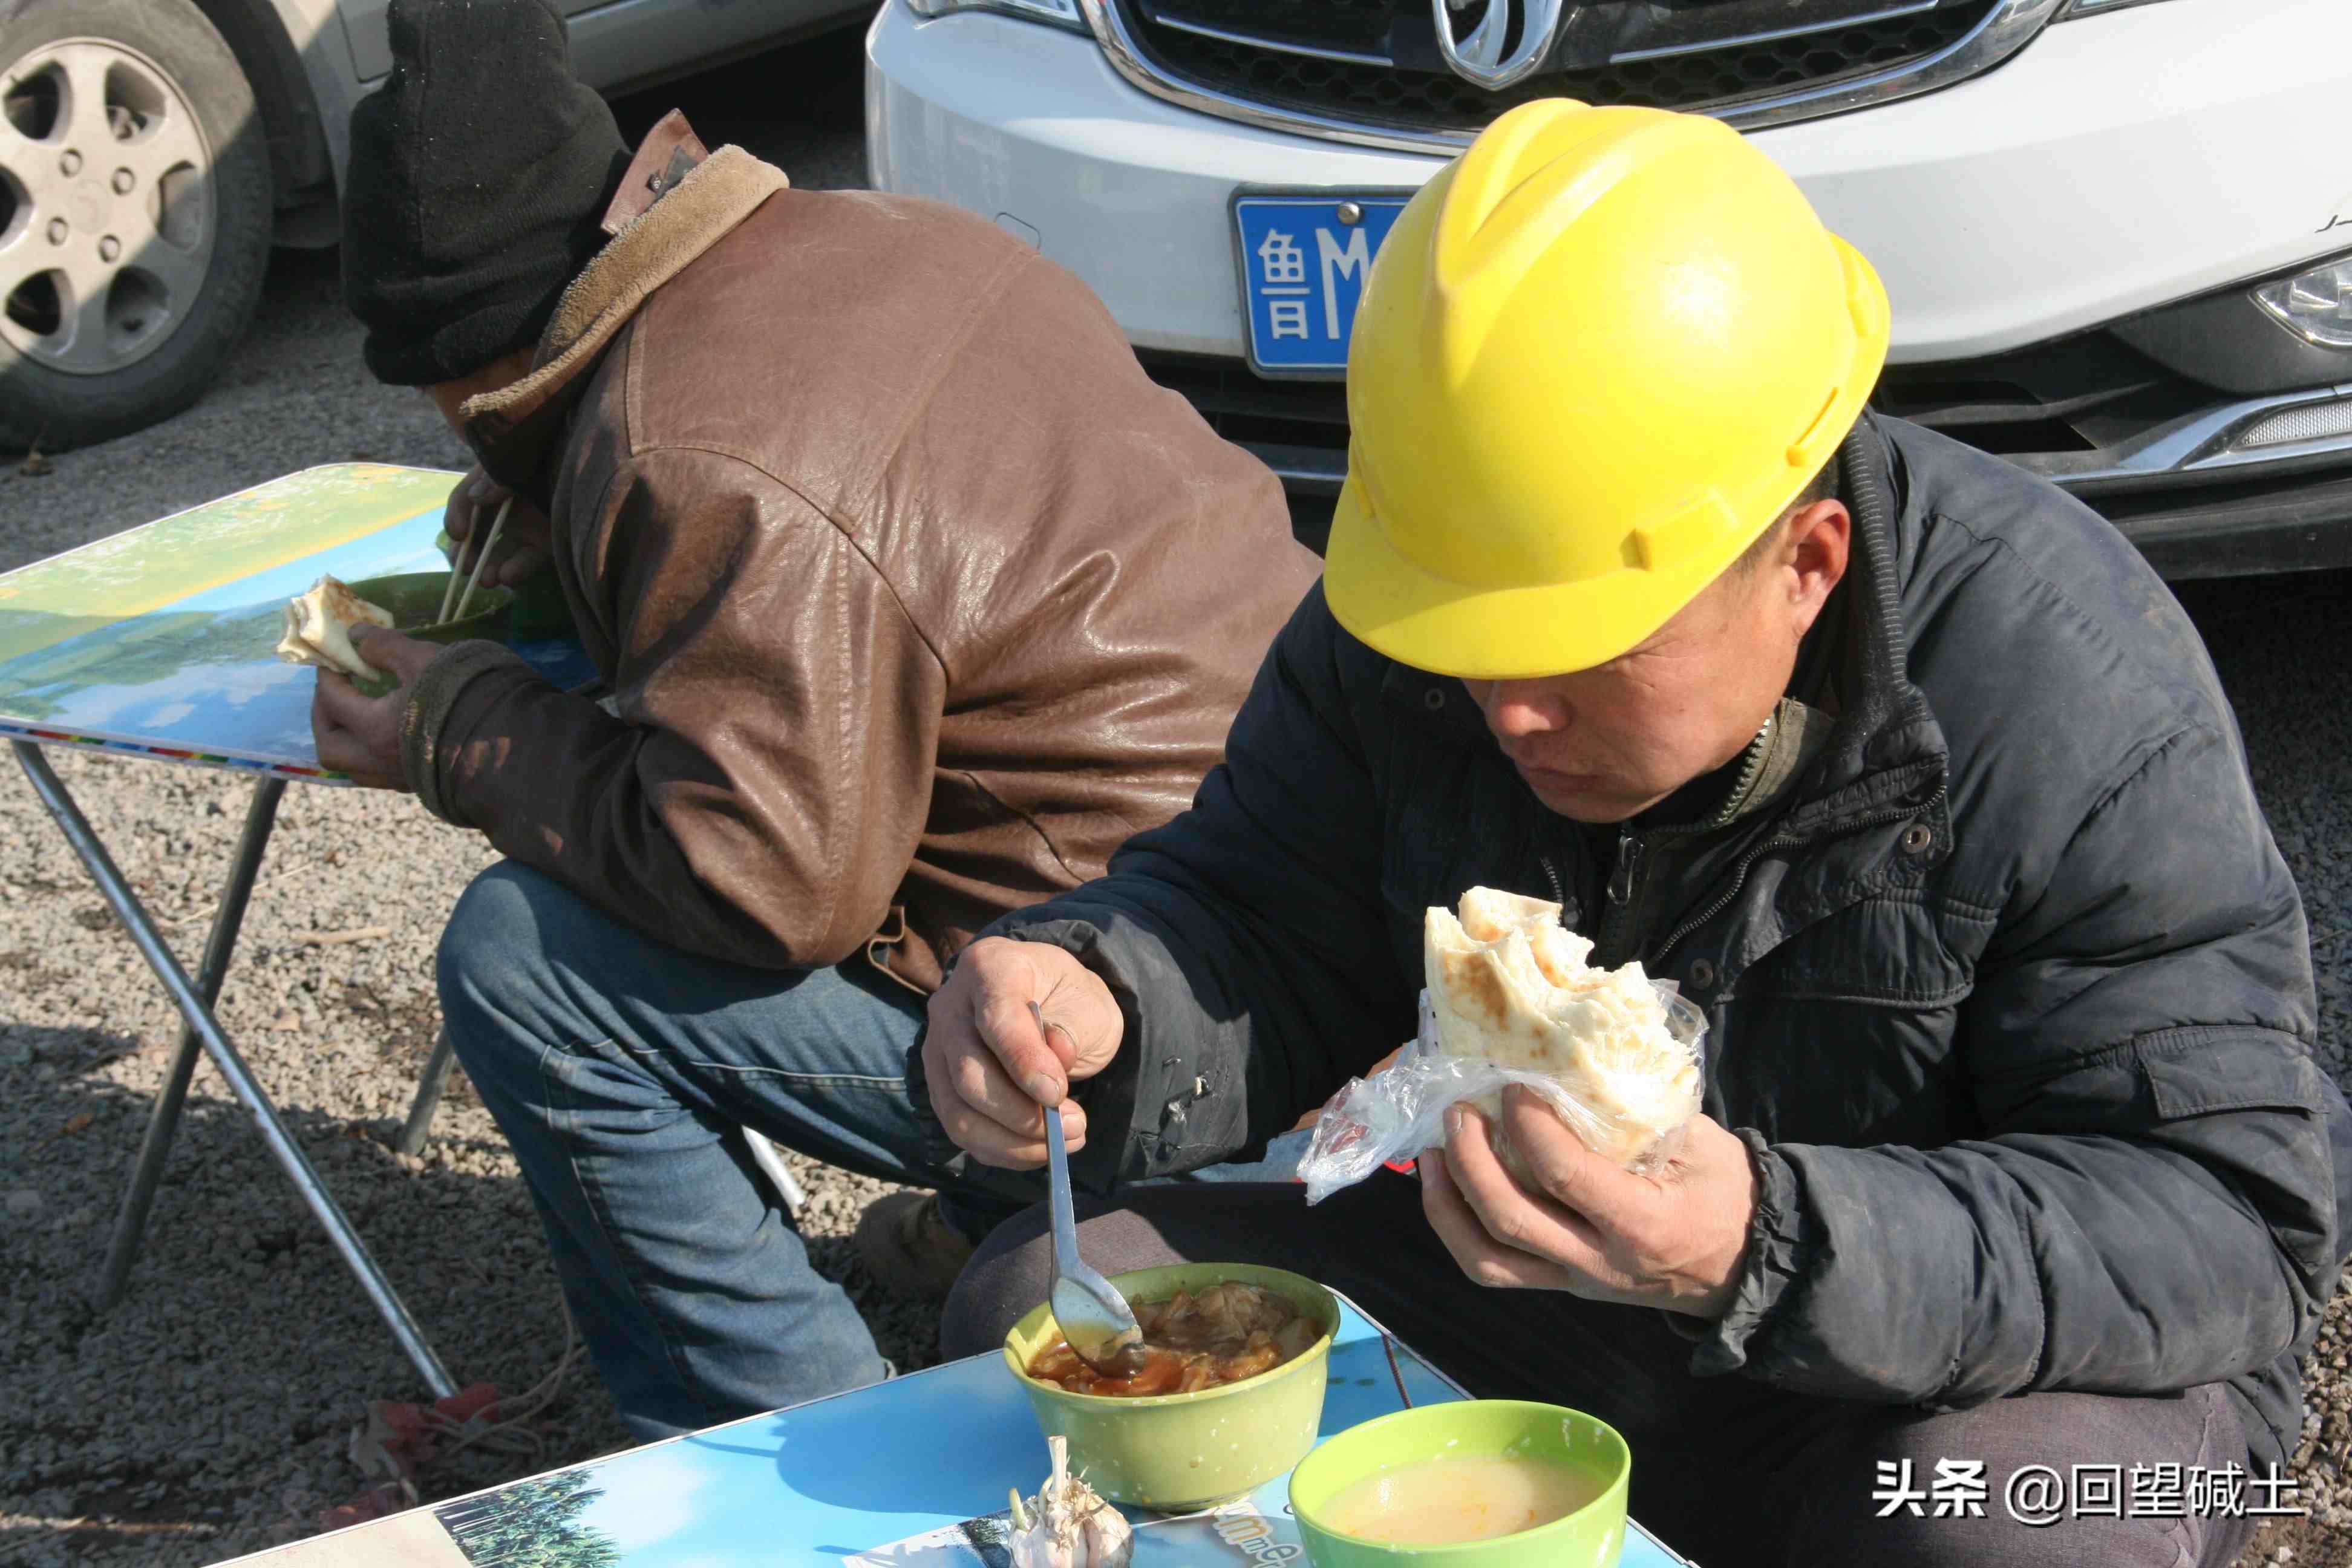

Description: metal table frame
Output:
[14,741,456,1399]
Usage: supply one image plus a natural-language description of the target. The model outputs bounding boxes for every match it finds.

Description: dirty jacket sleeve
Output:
[976,586,1413,1190]
[1694,720,2339,1406]
[403,446,945,971]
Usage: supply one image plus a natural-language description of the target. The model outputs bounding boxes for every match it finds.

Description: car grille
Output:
[1115,0,2004,132]
[1140,329,2217,503]
[1873,338,2190,462]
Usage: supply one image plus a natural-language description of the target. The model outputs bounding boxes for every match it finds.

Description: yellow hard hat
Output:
[1324,98,1890,679]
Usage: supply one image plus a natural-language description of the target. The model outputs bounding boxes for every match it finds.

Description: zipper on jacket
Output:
[1599,825,1641,962]
[1599,823,1701,968]
[1606,826,1638,907]
[1649,785,1949,967]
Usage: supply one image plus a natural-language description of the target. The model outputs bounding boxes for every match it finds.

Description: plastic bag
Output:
[1298,987,1708,1204]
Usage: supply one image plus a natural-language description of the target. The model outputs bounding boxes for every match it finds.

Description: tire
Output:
[0,0,272,451]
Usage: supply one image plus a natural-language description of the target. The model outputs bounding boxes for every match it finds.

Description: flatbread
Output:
[1424,886,1699,1166]
[275,575,393,680]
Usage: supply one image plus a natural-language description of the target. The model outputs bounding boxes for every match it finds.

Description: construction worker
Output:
[922,101,2351,1566]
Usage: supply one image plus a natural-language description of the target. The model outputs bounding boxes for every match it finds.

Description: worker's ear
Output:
[1783,499,1851,638]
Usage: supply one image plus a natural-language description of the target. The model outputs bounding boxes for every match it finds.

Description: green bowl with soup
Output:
[1289,1401,1631,1567]
[1002,1262,1338,1512]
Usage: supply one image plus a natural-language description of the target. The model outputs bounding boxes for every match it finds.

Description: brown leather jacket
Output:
[399,120,1318,991]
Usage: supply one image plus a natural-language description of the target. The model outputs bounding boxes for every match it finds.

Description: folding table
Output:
[216,1292,1700,1566]
[0,464,596,1399]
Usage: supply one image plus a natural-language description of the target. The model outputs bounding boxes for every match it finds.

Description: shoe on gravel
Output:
[855,1191,977,1299]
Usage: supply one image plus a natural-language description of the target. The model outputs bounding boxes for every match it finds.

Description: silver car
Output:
[0,0,869,452]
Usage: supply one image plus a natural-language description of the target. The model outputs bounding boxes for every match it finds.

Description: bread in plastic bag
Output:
[1298,888,1707,1204]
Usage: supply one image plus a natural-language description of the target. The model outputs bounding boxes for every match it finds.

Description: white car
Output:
[868,0,2352,575]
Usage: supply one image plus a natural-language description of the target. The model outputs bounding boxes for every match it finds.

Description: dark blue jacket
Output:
[941,417,2348,1468]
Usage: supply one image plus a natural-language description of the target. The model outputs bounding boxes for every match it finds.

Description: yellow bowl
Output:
[1002,1262,1338,1512]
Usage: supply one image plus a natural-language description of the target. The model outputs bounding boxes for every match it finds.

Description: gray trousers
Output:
[944,1177,2262,1568]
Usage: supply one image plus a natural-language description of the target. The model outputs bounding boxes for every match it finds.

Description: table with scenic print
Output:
[0,465,593,1397]
[221,1293,1696,1567]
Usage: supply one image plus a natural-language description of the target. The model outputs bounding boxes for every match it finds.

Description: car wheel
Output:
[0,0,272,452]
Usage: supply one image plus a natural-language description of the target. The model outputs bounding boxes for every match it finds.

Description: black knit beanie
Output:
[341,0,630,387]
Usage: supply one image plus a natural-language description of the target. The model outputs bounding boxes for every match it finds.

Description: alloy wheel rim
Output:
[0,38,218,376]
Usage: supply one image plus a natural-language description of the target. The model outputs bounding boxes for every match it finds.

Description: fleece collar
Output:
[457,141,790,486]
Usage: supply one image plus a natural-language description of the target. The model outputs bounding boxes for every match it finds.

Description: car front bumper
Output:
[867,1,2352,571]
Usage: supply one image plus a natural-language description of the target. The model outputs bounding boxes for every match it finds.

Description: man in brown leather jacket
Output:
[315,0,1315,1437]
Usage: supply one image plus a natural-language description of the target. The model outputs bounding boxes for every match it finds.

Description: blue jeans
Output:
[437,862,1304,1440]
[439,862,991,1437]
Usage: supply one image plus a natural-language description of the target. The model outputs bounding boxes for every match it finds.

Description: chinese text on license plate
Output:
[1233,192,1411,378]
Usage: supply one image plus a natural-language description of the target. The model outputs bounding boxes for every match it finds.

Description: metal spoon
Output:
[1031,1002,1146,1377]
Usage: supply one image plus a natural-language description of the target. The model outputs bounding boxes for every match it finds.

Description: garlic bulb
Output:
[1007,1436,1133,1568]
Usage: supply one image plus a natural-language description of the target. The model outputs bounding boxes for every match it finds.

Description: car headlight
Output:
[2056,0,2181,15]
[2254,256,2352,351]
[902,0,1089,31]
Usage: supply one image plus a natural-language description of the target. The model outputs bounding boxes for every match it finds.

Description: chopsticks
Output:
[437,495,514,627]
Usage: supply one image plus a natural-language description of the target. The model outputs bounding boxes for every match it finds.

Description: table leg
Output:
[96,774,284,1310]
[13,743,458,1399]
[396,1027,458,1158]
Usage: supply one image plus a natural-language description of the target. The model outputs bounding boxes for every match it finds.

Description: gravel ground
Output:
[0,33,925,1568]
[1,25,2349,1566]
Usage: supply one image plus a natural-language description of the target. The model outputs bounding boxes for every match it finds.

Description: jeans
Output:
[439,862,1010,1437]
[946,1180,2261,1568]
[438,861,1303,1440]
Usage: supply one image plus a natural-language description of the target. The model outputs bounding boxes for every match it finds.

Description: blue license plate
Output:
[1233,192,1411,379]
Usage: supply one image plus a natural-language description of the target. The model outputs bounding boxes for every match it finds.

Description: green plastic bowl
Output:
[435,529,572,638]
[1289,1401,1630,1568]
[347,571,515,644]
[1002,1263,1338,1512]
[343,573,515,697]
